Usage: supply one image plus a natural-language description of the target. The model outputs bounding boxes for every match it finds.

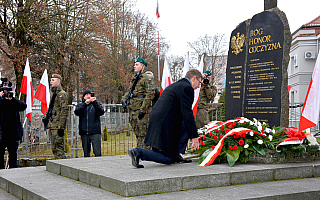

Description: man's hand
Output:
[191,138,199,150]
[0,91,3,97]
[58,129,64,137]
[138,111,145,120]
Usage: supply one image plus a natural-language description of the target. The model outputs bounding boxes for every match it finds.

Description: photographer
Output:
[0,79,27,169]
[74,90,104,157]
[196,70,217,129]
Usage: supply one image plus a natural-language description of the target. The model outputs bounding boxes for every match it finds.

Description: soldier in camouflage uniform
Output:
[122,58,156,149]
[196,70,217,129]
[44,74,69,159]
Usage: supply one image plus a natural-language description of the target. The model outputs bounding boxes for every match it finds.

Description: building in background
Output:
[288,15,320,104]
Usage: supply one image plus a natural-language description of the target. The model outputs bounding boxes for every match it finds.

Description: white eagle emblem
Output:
[231,32,245,55]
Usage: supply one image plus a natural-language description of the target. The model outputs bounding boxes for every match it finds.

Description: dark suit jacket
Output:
[144,78,198,161]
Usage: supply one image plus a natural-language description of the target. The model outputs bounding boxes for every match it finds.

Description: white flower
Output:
[250,121,254,125]
[257,121,262,127]
[258,125,263,131]
[244,144,249,148]
[268,135,273,141]
[258,139,263,145]
[272,129,275,134]
[250,131,254,136]
[262,122,266,125]
[266,128,271,133]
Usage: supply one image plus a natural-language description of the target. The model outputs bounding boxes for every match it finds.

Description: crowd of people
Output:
[0,57,216,169]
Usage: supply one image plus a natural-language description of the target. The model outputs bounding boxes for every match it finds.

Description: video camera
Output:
[203,70,212,85]
[0,77,14,98]
[203,76,210,85]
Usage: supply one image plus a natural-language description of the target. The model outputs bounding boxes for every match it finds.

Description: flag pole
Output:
[156,0,160,87]
[158,30,160,87]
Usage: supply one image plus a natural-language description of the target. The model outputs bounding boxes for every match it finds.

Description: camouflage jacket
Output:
[197,83,217,110]
[45,85,69,129]
[122,73,156,113]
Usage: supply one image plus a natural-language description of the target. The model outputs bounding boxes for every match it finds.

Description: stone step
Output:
[1,158,320,199]
[0,187,18,200]
[46,155,320,197]
[0,166,123,200]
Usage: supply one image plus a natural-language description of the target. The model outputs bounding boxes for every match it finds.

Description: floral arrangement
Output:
[190,117,319,167]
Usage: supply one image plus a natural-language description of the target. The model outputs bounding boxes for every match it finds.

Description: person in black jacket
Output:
[74,90,104,157]
[128,69,201,168]
[0,91,27,169]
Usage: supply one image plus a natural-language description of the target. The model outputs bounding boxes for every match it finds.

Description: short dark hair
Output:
[185,69,202,80]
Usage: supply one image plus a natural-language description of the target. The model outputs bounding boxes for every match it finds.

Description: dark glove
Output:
[121,100,127,113]
[42,118,49,129]
[58,129,65,137]
[138,111,145,120]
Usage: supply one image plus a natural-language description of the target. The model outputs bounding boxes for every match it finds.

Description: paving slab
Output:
[46,155,320,197]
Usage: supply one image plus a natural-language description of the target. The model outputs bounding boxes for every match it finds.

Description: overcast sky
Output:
[133,0,320,57]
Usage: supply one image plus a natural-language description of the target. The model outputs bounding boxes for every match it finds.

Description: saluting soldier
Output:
[196,70,217,129]
[44,74,69,159]
[122,58,156,149]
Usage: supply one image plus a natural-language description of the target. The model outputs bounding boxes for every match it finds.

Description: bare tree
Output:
[0,0,168,104]
[167,55,184,82]
[188,33,227,88]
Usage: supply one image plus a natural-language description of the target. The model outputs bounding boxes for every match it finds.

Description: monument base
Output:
[248,150,320,164]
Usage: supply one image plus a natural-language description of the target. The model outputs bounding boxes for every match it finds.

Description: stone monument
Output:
[225,1,291,127]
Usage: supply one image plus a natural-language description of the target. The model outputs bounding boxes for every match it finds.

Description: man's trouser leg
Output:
[90,134,101,157]
[0,142,5,169]
[50,129,66,159]
[179,121,189,154]
[138,148,175,164]
[7,141,18,168]
[81,134,91,157]
[130,110,150,149]
[196,109,209,129]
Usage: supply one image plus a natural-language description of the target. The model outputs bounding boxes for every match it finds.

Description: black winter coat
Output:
[144,78,198,161]
[74,101,105,135]
[0,98,27,142]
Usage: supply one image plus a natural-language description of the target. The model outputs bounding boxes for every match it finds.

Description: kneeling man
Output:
[128,69,201,168]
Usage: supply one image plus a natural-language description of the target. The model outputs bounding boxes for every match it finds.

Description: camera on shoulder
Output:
[203,70,212,85]
[1,77,14,98]
[203,77,210,85]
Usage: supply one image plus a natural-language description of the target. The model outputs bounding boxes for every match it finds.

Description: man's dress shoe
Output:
[178,154,192,163]
[128,148,144,168]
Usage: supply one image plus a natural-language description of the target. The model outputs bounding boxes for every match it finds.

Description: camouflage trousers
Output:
[129,110,151,149]
[49,129,66,159]
[196,109,209,129]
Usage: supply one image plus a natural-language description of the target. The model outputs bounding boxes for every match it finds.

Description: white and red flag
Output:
[298,52,320,134]
[182,52,189,78]
[160,57,172,95]
[35,69,50,115]
[288,85,292,93]
[156,0,160,18]
[192,54,204,119]
[20,58,34,122]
